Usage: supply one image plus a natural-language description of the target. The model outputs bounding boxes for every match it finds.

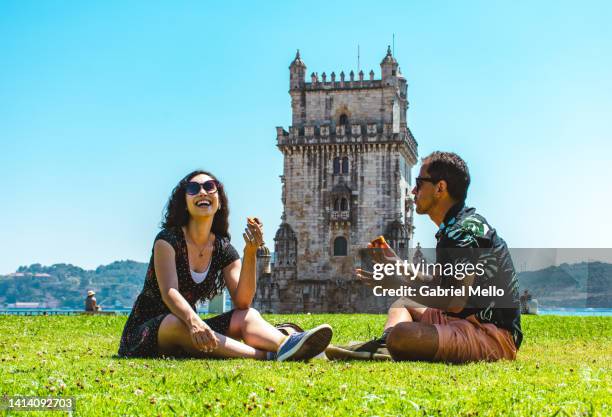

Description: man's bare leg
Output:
[386,321,439,361]
[384,298,428,335]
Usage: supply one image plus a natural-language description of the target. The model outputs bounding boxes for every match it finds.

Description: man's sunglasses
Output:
[415,176,440,191]
[185,180,220,196]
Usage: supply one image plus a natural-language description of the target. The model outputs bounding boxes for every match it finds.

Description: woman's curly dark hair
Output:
[161,170,230,238]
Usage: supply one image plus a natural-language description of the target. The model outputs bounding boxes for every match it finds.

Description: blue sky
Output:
[1,0,611,273]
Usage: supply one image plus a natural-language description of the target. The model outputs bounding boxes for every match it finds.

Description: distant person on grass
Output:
[333,151,522,363]
[118,170,332,361]
[85,290,100,312]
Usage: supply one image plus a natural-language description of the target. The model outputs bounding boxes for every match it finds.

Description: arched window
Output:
[333,157,340,174]
[339,114,349,127]
[341,157,349,174]
[340,198,348,211]
[333,236,347,256]
[333,198,340,211]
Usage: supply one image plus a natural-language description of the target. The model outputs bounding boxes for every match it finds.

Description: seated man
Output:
[329,151,522,363]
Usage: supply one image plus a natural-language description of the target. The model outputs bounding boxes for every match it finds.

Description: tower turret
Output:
[380,45,399,85]
[256,245,272,277]
[289,50,306,90]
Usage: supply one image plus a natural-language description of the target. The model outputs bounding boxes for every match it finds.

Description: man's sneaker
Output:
[276,324,333,362]
[325,337,391,361]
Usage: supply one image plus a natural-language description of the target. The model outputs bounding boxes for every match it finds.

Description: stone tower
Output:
[254,47,418,313]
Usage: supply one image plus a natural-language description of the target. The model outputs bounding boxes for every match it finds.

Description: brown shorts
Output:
[420,308,517,363]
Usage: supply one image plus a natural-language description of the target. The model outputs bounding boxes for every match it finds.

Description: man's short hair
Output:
[422,151,470,202]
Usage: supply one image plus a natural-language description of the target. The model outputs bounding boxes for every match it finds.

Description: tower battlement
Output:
[303,72,385,90]
[290,46,403,90]
[276,123,417,162]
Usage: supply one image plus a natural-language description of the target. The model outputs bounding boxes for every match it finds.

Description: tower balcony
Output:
[276,124,418,158]
[330,210,350,221]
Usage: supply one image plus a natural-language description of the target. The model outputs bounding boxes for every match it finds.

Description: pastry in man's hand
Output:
[370,235,390,249]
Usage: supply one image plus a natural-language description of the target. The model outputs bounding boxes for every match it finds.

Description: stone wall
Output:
[290,86,407,128]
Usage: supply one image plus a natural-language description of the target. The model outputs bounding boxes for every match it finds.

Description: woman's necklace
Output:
[194,243,207,257]
[186,232,212,257]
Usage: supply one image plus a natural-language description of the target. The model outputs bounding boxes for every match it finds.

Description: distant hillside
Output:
[517,262,612,308]
[0,260,148,309]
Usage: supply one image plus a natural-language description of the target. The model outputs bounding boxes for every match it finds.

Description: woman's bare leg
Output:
[226,308,286,352]
[157,314,267,359]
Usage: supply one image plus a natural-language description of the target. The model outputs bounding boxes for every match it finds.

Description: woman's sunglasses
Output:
[185,180,219,196]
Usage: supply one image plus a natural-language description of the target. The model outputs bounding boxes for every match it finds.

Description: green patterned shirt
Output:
[435,203,523,348]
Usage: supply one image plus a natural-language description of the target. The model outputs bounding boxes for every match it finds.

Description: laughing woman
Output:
[118,170,332,361]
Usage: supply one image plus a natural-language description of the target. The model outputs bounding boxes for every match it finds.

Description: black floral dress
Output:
[118,226,240,358]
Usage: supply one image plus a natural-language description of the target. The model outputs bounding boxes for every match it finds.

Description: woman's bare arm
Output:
[223,219,263,309]
[154,239,217,350]
[223,248,257,310]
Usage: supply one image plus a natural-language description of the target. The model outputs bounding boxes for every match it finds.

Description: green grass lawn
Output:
[1,314,610,416]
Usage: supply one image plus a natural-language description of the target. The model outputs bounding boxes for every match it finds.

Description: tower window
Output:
[339,114,349,127]
[333,157,340,174]
[340,198,348,211]
[334,198,340,211]
[341,157,349,174]
[333,237,347,256]
[333,156,349,174]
